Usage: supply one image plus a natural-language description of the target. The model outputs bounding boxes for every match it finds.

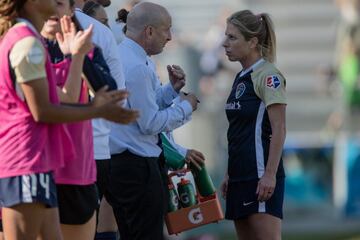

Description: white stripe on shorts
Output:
[21,175,33,203]
[258,201,266,213]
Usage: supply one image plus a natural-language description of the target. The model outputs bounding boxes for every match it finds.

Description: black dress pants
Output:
[108,151,166,240]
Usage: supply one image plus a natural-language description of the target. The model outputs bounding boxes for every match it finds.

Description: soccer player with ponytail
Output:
[221,10,286,240]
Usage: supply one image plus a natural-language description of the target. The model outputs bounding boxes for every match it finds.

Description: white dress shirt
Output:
[75,9,126,160]
[147,58,190,157]
[110,37,193,157]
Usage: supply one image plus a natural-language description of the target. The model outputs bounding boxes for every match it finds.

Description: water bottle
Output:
[177,178,197,208]
[160,133,185,170]
[167,183,180,212]
[190,163,216,197]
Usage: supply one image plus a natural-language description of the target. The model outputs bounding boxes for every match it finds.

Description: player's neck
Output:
[241,52,262,70]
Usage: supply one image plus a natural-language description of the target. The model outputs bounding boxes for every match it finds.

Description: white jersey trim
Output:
[255,102,266,178]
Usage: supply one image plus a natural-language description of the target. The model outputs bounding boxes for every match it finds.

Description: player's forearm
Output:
[265,124,286,176]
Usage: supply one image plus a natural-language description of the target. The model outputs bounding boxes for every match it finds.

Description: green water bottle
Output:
[160,133,185,170]
[177,178,197,208]
[167,183,180,212]
[190,163,216,197]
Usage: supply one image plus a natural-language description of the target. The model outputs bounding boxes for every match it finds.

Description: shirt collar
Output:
[123,37,148,65]
[240,58,265,77]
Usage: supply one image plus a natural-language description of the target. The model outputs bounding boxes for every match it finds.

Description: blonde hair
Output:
[0,0,27,38]
[227,10,277,62]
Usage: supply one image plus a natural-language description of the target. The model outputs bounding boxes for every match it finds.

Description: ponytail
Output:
[258,13,276,62]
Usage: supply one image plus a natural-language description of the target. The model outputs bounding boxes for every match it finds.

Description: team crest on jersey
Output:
[235,82,246,99]
[266,75,281,89]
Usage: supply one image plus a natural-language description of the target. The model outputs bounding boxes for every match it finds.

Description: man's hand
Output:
[167,65,186,92]
[185,149,205,170]
[180,92,199,111]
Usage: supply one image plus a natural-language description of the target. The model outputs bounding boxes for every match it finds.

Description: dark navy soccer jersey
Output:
[225,60,287,182]
[44,39,117,92]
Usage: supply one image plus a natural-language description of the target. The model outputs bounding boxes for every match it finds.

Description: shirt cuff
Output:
[163,83,179,100]
[178,100,193,119]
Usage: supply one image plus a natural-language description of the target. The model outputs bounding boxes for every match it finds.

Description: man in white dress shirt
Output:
[108,2,199,240]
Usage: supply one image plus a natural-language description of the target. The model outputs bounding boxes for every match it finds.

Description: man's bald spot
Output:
[126,2,171,34]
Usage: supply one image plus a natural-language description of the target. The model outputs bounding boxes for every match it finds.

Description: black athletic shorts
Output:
[0,219,2,232]
[95,160,111,202]
[225,177,284,220]
[57,184,99,225]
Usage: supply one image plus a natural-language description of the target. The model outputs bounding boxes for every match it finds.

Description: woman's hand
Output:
[93,87,140,124]
[220,174,229,199]
[92,86,127,107]
[256,173,276,202]
[56,15,93,56]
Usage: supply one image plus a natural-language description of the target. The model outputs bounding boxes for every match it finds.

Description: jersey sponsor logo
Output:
[188,207,204,224]
[266,75,281,89]
[225,101,241,110]
[235,82,246,99]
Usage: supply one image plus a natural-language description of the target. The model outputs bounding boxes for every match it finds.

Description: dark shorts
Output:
[109,151,166,240]
[225,178,284,220]
[95,159,114,228]
[95,160,111,202]
[0,219,2,232]
[57,184,99,225]
[0,172,57,208]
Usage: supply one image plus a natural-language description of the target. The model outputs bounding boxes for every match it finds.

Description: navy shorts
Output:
[57,184,99,225]
[225,178,284,220]
[0,172,57,208]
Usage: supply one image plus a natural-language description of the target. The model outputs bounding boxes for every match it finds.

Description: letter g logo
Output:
[188,207,204,224]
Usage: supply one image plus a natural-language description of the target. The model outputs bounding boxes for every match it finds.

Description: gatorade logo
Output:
[188,208,204,224]
[180,192,190,204]
[171,195,179,207]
